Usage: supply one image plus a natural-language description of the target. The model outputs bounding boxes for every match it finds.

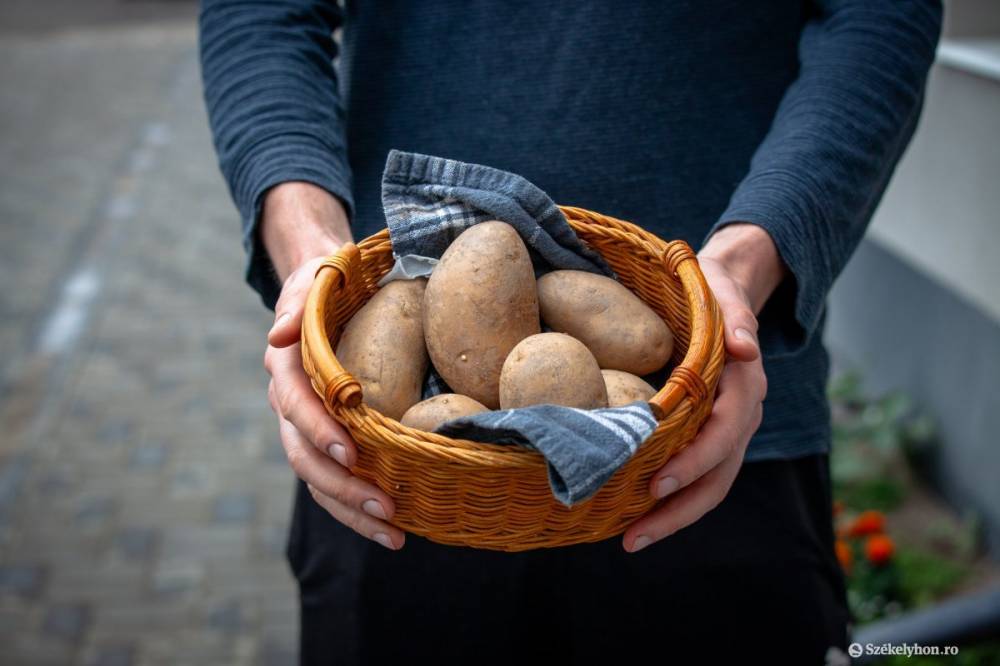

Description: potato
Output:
[400,394,489,431]
[423,221,540,408]
[537,270,673,375]
[602,369,657,407]
[499,333,608,409]
[335,279,429,420]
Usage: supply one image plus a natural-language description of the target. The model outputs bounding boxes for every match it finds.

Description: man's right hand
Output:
[261,182,405,550]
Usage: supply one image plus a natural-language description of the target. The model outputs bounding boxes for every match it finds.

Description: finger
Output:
[699,258,761,363]
[279,416,396,521]
[649,361,761,499]
[268,296,305,348]
[268,262,318,348]
[717,295,759,363]
[625,435,746,552]
[269,342,358,467]
[307,484,405,550]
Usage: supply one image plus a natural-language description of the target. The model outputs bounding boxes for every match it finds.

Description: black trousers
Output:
[287,454,850,665]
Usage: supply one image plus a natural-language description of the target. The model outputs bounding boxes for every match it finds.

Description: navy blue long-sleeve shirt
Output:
[199,0,941,461]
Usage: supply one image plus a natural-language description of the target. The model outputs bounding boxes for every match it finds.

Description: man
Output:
[200,1,941,663]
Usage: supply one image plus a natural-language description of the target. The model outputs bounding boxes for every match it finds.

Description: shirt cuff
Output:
[235,136,355,311]
[705,184,826,358]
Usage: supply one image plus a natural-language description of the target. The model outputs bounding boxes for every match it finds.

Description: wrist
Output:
[260,181,352,281]
[699,223,787,315]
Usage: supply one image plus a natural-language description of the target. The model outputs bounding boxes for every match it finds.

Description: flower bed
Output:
[829,373,1000,663]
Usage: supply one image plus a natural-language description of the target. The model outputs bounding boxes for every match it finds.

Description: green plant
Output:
[895,546,967,608]
[829,372,935,513]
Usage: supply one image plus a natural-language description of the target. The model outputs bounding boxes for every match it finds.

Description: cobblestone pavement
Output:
[0,14,299,666]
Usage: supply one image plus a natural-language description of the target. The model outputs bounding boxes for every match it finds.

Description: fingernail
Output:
[655,476,679,499]
[269,312,291,335]
[735,327,757,346]
[363,499,387,520]
[631,535,652,553]
[373,532,395,550]
[328,444,348,466]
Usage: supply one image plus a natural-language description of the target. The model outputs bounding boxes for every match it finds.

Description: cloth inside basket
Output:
[379,150,660,506]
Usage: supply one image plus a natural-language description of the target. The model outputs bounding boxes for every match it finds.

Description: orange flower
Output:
[835,539,852,573]
[864,534,895,566]
[833,500,845,517]
[848,510,886,537]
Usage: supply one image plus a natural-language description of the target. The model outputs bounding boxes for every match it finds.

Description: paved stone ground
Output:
[0,11,299,666]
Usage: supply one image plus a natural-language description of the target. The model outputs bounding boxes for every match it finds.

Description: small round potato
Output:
[537,270,674,375]
[400,394,489,432]
[335,279,429,421]
[602,369,657,407]
[499,333,608,409]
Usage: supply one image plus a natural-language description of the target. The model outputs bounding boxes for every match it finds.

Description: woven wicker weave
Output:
[301,206,725,551]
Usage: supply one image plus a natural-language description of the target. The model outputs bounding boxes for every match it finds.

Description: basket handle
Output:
[301,243,364,409]
[647,241,723,420]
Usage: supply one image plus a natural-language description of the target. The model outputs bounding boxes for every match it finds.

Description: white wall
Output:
[867,45,1000,323]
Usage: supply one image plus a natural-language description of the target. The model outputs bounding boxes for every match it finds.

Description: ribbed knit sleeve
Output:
[707,0,941,356]
[199,0,353,308]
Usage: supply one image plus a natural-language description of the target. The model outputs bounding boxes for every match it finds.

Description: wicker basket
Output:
[301,206,725,551]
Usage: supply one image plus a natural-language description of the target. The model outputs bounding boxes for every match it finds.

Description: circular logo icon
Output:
[848,643,863,658]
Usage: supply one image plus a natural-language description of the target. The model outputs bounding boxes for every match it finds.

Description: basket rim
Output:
[301,206,724,456]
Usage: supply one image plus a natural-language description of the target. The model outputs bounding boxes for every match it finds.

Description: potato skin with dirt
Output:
[499,333,608,409]
[400,394,489,431]
[423,221,540,409]
[537,270,673,375]
[602,369,657,407]
[335,279,429,420]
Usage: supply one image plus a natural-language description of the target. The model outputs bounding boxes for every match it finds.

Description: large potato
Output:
[400,394,489,432]
[335,279,429,420]
[602,369,657,407]
[499,333,608,409]
[537,270,673,375]
[423,221,540,408]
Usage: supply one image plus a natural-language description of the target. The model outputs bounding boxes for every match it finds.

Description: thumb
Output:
[268,263,318,348]
[268,307,302,348]
[719,300,760,363]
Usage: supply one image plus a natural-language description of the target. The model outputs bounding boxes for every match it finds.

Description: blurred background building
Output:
[0,1,997,664]
[826,0,1000,553]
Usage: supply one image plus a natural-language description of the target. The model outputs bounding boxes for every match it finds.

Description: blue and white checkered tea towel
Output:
[379,150,659,506]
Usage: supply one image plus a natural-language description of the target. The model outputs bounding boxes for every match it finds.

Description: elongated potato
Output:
[602,369,657,407]
[423,221,540,408]
[537,270,673,375]
[400,394,489,432]
[335,279,429,420]
[499,333,608,409]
